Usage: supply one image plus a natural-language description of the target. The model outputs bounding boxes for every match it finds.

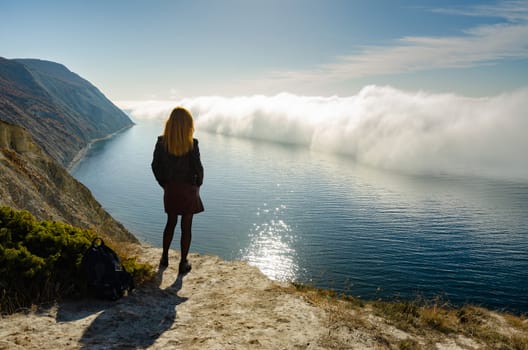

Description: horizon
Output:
[2,0,528,101]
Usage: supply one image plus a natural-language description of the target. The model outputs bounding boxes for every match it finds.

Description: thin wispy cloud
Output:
[431,0,528,22]
[265,1,528,87]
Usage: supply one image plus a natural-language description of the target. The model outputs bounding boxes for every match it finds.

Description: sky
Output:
[1,0,527,100]
[2,0,527,179]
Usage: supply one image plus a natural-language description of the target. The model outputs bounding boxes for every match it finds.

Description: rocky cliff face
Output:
[0,57,137,243]
[0,120,137,243]
[0,57,134,167]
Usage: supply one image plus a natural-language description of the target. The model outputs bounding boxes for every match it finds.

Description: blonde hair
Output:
[163,107,195,156]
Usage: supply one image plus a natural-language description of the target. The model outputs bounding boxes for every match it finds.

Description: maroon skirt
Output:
[163,181,204,215]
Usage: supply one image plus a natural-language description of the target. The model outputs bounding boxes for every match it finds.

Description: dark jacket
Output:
[151,137,204,187]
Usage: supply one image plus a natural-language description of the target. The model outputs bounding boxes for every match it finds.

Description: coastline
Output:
[1,245,526,349]
[67,124,135,171]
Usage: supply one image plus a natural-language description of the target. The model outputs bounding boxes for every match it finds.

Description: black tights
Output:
[162,213,193,264]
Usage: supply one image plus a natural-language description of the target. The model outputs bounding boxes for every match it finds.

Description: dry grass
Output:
[397,338,421,350]
[290,284,528,349]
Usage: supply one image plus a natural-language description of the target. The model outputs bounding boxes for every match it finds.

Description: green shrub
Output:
[0,206,95,313]
[121,257,154,285]
[0,206,153,314]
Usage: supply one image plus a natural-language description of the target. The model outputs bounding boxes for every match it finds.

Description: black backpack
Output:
[81,238,134,300]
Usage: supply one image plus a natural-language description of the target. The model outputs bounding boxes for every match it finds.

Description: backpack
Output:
[81,237,134,300]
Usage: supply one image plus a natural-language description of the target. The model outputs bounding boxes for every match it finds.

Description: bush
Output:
[0,206,153,314]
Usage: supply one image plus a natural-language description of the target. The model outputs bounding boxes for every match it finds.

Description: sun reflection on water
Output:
[241,203,299,282]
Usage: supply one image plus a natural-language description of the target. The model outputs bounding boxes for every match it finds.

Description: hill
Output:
[0,57,133,167]
[0,120,136,242]
[0,57,136,241]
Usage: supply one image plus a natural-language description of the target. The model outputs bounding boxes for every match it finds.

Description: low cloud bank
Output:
[118,86,528,180]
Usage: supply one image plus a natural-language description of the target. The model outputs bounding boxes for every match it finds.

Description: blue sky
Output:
[1,0,527,100]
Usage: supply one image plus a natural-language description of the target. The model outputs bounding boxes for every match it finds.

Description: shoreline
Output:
[67,124,135,171]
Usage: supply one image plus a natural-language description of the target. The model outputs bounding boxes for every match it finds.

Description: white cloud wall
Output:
[118,85,528,180]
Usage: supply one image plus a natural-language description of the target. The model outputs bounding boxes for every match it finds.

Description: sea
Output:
[71,116,528,314]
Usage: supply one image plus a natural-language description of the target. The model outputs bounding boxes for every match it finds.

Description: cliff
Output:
[1,246,526,349]
[0,57,133,167]
[0,57,137,242]
[0,117,136,242]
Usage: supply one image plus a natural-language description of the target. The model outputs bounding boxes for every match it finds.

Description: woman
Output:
[151,107,204,274]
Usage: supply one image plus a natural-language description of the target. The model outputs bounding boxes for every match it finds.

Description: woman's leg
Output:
[180,214,193,264]
[162,213,178,263]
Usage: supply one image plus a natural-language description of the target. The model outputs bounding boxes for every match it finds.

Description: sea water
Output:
[71,120,528,313]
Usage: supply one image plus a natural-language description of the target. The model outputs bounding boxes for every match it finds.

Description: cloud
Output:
[264,1,528,86]
[118,100,177,121]
[117,86,528,181]
[431,0,528,22]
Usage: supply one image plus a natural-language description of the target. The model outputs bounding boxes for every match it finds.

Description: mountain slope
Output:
[0,119,136,242]
[0,57,137,242]
[0,57,133,167]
